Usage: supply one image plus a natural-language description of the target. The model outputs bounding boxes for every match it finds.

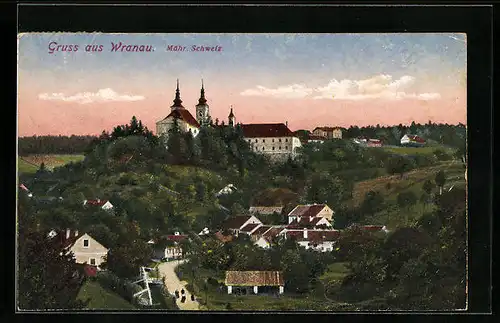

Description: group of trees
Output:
[331,187,466,310]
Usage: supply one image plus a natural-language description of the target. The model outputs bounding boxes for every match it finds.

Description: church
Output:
[156,80,302,161]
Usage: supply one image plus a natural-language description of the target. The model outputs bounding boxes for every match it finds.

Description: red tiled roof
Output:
[164,109,200,128]
[215,231,234,243]
[251,225,272,237]
[405,134,426,143]
[287,217,329,228]
[85,199,109,207]
[285,229,340,242]
[240,223,260,233]
[241,123,294,138]
[288,204,328,218]
[225,271,284,286]
[262,226,285,239]
[223,216,252,230]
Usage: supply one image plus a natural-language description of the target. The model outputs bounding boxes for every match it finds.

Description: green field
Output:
[18,154,85,174]
[77,280,136,310]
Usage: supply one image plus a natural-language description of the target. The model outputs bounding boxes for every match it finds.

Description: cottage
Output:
[312,127,343,139]
[241,123,302,162]
[83,199,114,211]
[222,215,263,236]
[281,229,340,252]
[400,134,426,146]
[287,216,332,229]
[51,229,109,268]
[225,271,284,295]
[253,226,287,249]
[287,204,334,224]
[153,232,188,260]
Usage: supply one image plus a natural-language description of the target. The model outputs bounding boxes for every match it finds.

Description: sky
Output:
[17,33,466,136]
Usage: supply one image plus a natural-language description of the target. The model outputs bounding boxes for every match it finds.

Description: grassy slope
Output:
[382,145,456,155]
[349,161,465,229]
[77,280,136,310]
[18,154,85,173]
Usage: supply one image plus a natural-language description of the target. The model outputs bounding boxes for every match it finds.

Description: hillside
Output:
[18,154,85,173]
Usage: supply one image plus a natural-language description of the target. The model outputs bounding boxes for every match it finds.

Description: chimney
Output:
[303,228,308,239]
[285,121,288,127]
[75,230,79,237]
[66,228,70,239]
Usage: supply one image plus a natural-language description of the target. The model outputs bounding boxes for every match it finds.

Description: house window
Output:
[262,139,265,143]
[90,258,96,265]
[272,139,274,142]
[255,139,258,143]
[272,147,275,150]
[279,146,282,150]
[262,147,264,150]
[279,139,282,142]
[83,239,89,247]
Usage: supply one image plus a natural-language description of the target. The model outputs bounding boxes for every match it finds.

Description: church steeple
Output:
[171,79,184,110]
[228,106,235,127]
[198,79,207,105]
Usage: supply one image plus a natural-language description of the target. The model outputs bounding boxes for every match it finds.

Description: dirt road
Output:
[157,260,200,311]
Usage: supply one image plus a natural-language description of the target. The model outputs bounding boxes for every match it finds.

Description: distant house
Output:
[51,229,109,268]
[400,134,426,146]
[225,271,284,295]
[216,184,238,197]
[253,226,287,249]
[222,215,263,236]
[286,216,332,229]
[280,229,340,252]
[307,135,326,144]
[312,127,343,139]
[153,232,188,260]
[353,137,383,147]
[287,204,334,224]
[248,206,283,216]
[83,199,114,211]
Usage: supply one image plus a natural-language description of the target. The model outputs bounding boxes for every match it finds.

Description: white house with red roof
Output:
[240,122,302,161]
[400,134,426,147]
[222,215,263,236]
[156,80,202,139]
[83,199,114,211]
[287,204,334,224]
[153,232,189,260]
[50,229,109,268]
[280,228,341,252]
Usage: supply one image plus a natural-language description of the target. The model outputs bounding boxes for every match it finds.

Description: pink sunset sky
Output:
[18,33,466,136]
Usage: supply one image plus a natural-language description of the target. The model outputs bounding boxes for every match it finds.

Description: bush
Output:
[96,271,142,303]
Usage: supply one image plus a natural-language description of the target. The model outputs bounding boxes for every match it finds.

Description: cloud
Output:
[38,88,145,104]
[240,84,313,99]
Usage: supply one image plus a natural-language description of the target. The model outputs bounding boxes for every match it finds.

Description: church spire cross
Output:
[197,79,207,105]
[172,79,184,108]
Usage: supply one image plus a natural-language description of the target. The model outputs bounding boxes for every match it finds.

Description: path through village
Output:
[157,260,200,310]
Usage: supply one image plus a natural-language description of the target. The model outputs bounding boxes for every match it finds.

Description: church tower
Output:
[171,79,185,111]
[228,106,235,127]
[196,79,210,125]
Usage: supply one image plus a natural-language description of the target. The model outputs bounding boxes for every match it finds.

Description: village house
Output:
[153,232,188,261]
[253,226,287,249]
[280,228,341,252]
[222,215,263,236]
[225,270,284,295]
[287,204,334,224]
[83,199,114,211]
[353,137,383,147]
[156,80,203,140]
[241,123,302,162]
[51,229,109,268]
[307,135,327,144]
[312,126,343,139]
[400,134,426,147]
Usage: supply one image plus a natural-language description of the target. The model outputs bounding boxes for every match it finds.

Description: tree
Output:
[397,191,417,224]
[360,190,385,217]
[422,179,434,195]
[18,219,86,309]
[106,240,154,279]
[435,170,446,195]
[386,155,413,179]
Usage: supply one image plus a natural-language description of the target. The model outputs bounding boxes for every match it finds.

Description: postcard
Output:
[17,32,467,312]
